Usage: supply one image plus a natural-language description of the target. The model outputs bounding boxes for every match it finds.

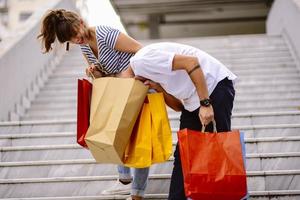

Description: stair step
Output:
[1,191,300,200]
[1,121,300,145]
[21,109,300,126]
[1,135,300,161]
[0,171,299,198]
[1,152,300,179]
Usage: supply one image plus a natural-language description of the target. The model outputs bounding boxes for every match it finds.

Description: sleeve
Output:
[96,25,120,49]
[130,47,175,76]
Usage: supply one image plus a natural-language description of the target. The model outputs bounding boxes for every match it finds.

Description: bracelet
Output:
[188,65,200,75]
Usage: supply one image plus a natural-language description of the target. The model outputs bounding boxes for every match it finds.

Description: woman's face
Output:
[69,23,87,45]
[70,31,86,44]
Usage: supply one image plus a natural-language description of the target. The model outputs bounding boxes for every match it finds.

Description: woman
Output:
[38,9,182,200]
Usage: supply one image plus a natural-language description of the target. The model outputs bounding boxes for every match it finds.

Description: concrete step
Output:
[24,99,300,120]
[0,170,299,198]
[3,113,300,135]
[1,124,300,146]
[46,73,300,86]
[37,87,300,99]
[1,135,300,162]
[169,111,300,129]
[0,120,76,135]
[1,192,300,200]
[31,91,300,104]
[57,60,296,73]
[56,62,298,77]
[1,152,300,179]
[42,79,300,91]
[30,93,300,105]
[20,109,300,127]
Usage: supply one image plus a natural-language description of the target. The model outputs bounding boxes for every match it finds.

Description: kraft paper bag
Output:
[85,77,148,164]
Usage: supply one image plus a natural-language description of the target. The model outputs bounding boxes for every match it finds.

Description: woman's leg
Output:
[118,165,132,181]
[101,165,132,195]
[131,167,150,198]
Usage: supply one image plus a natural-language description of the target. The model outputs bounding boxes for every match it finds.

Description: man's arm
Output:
[172,54,214,125]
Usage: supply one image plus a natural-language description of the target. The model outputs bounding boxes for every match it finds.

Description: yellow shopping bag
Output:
[124,93,172,168]
[123,102,152,168]
[148,93,172,163]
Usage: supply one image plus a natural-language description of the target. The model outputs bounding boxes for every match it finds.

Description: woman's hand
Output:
[199,106,214,126]
[85,64,103,78]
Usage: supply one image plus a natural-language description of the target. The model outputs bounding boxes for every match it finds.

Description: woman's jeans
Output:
[118,165,149,197]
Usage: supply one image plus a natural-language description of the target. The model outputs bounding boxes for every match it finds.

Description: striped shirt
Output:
[80,25,134,75]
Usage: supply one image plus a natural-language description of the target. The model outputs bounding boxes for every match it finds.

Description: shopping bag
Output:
[177,123,247,200]
[123,101,152,168]
[124,93,172,168]
[85,77,148,164]
[148,93,172,163]
[76,79,92,148]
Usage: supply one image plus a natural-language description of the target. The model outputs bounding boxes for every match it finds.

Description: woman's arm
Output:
[114,32,142,53]
[82,54,103,78]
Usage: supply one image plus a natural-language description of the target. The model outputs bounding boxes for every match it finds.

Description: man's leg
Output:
[168,78,235,200]
[168,108,202,200]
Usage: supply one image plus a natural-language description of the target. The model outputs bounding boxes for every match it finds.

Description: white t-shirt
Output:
[130,42,237,112]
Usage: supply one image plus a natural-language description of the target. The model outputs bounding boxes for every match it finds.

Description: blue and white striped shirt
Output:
[80,25,134,75]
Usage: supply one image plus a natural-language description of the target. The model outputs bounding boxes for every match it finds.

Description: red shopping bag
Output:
[77,79,92,148]
[177,124,247,200]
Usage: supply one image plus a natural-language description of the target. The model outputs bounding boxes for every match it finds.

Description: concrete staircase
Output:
[1,34,300,199]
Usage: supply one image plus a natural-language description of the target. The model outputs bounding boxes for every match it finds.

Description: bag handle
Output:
[89,71,96,80]
[201,119,217,133]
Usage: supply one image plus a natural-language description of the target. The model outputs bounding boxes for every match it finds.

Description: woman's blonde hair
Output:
[37,9,90,53]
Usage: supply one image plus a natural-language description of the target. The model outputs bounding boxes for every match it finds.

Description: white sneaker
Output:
[101,179,132,195]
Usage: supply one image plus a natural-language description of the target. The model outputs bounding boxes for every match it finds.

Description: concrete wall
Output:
[267,0,300,71]
[0,0,77,121]
[7,0,46,30]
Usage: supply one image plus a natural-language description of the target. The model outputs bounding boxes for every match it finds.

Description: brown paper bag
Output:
[85,77,148,164]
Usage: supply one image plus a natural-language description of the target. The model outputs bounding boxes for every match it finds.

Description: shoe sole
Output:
[101,190,131,195]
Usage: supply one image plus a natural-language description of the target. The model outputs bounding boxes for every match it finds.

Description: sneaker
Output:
[101,179,131,195]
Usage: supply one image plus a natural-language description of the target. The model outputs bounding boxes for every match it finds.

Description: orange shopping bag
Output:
[177,121,247,200]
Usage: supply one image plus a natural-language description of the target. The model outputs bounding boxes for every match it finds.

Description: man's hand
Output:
[199,106,214,126]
